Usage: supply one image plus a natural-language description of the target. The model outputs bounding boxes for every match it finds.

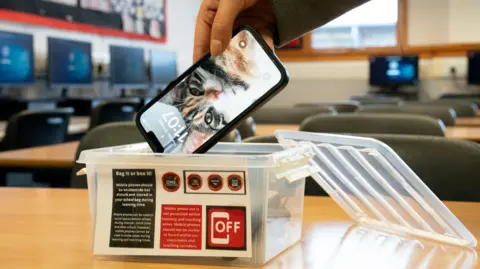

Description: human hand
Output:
[193,0,276,62]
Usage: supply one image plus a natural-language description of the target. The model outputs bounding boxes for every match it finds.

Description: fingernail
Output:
[211,40,223,56]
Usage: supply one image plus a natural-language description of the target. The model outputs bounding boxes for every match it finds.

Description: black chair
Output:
[89,100,139,130]
[295,101,360,113]
[243,135,277,143]
[0,98,28,121]
[70,122,145,188]
[439,93,480,105]
[0,108,73,151]
[57,98,93,116]
[236,117,256,139]
[300,113,445,136]
[350,96,404,106]
[221,129,242,143]
[244,134,480,201]
[426,100,478,117]
[252,106,336,124]
[357,105,457,126]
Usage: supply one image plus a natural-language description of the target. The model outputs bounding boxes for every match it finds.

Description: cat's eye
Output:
[205,111,213,124]
[189,87,203,96]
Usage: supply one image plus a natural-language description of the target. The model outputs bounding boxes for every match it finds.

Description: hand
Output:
[193,0,276,62]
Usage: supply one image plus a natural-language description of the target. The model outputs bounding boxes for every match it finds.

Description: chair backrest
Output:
[364,134,480,202]
[295,101,360,113]
[350,96,404,106]
[236,117,256,139]
[70,122,145,188]
[0,98,28,121]
[300,113,446,136]
[1,108,73,151]
[221,129,242,143]
[252,106,336,124]
[243,134,480,201]
[243,135,277,143]
[439,93,480,105]
[57,98,93,116]
[358,104,457,126]
[426,100,478,117]
[89,100,139,129]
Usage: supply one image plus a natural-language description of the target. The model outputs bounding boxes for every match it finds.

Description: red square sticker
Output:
[206,206,246,250]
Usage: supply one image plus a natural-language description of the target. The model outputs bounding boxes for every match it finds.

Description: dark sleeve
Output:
[269,0,370,46]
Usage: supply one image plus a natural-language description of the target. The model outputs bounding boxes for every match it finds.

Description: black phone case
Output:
[135,25,290,154]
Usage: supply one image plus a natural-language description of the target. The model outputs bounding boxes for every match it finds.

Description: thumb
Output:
[210,0,249,56]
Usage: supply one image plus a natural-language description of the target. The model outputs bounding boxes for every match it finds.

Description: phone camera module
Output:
[239,41,247,48]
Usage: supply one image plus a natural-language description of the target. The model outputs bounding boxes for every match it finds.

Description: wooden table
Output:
[0,142,79,168]
[256,124,480,142]
[457,117,480,127]
[0,116,89,140]
[0,188,477,269]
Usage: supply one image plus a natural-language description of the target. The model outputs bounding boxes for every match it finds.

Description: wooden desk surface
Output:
[0,142,79,168]
[0,188,477,269]
[256,124,480,142]
[457,117,480,127]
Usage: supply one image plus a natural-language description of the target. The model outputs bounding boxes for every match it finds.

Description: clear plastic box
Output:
[79,131,476,267]
[79,142,315,267]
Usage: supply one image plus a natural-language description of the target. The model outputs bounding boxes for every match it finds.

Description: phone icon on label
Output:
[211,212,230,244]
[206,206,246,250]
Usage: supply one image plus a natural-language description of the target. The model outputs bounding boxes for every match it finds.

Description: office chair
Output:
[295,101,360,113]
[300,113,446,136]
[350,96,404,106]
[0,99,28,121]
[57,98,93,116]
[0,108,73,151]
[221,129,242,143]
[89,100,139,130]
[70,122,145,188]
[244,134,480,201]
[426,100,478,117]
[357,105,457,126]
[236,117,256,139]
[252,106,336,124]
[439,93,480,105]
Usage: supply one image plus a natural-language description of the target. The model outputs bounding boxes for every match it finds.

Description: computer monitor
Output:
[0,31,35,86]
[48,37,93,88]
[149,49,177,89]
[468,51,480,85]
[369,55,419,87]
[110,45,146,89]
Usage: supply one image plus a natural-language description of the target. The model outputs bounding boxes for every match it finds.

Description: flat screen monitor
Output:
[48,37,93,88]
[369,55,419,87]
[110,45,146,89]
[0,31,35,86]
[149,49,177,88]
[468,51,480,85]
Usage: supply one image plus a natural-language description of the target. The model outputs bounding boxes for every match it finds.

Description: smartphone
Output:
[136,26,289,153]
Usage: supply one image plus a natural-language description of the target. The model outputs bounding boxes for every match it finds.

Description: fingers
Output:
[193,1,216,62]
[210,0,246,56]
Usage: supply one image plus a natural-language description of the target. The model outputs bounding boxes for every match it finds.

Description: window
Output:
[311,0,398,50]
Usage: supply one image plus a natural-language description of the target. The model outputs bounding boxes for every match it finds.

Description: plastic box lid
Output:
[275,130,476,247]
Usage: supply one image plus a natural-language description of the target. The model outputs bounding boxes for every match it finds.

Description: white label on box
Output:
[93,166,252,258]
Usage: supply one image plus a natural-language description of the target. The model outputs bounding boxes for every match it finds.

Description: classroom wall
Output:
[0,0,477,104]
[0,0,202,98]
[265,0,480,107]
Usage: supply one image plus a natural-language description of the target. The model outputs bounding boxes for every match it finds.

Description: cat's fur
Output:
[161,31,259,153]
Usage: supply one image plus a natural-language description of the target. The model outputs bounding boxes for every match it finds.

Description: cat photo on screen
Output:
[139,29,283,153]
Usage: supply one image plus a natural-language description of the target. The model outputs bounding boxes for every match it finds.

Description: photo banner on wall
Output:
[79,0,166,39]
[0,0,166,42]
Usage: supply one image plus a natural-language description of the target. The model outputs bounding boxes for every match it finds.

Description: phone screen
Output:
[139,29,284,153]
